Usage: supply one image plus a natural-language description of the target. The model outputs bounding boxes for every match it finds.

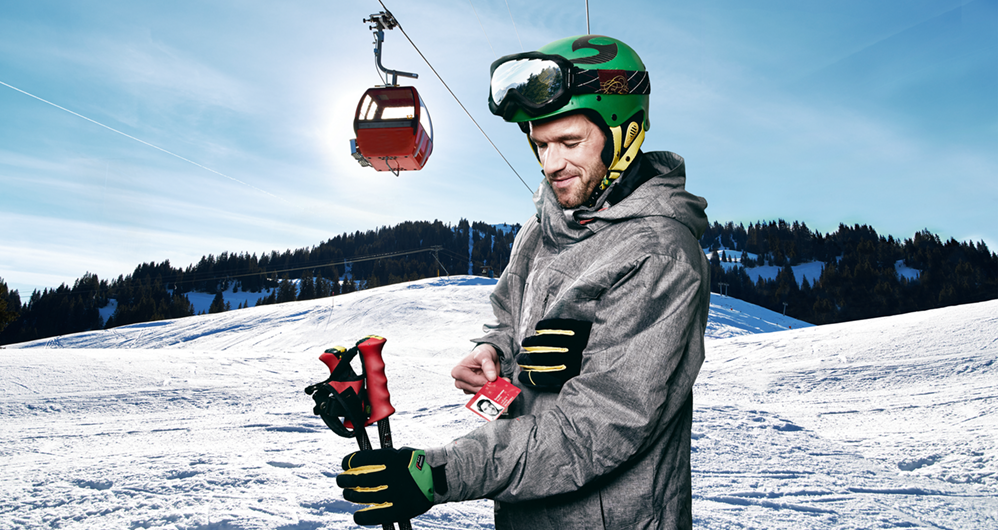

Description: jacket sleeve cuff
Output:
[426,446,458,503]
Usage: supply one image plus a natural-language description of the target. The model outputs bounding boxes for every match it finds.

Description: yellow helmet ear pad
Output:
[608,120,645,172]
[594,118,646,197]
[624,121,641,150]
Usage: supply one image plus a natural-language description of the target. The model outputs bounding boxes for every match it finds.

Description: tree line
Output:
[1,219,994,345]
[700,220,997,324]
[0,220,519,345]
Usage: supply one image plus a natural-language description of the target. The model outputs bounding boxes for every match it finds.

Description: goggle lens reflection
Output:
[491,58,565,106]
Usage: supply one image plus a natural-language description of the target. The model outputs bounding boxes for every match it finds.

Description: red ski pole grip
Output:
[357,336,395,425]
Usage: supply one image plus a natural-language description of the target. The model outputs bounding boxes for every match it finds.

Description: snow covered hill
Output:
[1,276,994,529]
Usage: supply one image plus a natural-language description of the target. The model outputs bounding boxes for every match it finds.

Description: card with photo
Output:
[466,378,521,421]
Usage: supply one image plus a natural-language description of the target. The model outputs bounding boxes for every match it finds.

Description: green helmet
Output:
[492,35,650,130]
[488,35,652,204]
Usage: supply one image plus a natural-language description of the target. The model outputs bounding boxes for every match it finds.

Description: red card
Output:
[466,379,521,421]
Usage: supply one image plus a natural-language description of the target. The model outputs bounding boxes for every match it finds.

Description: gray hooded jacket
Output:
[426,151,710,529]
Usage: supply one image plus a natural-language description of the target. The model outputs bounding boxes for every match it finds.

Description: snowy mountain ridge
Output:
[2,276,995,529]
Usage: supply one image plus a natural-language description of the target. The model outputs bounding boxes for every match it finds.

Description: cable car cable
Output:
[374,0,533,194]
[504,0,523,51]
[586,0,591,33]
[467,0,496,58]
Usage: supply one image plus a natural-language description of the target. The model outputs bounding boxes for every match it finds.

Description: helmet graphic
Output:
[489,35,651,205]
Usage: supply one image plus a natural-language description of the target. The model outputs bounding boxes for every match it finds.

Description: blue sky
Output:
[1,0,995,299]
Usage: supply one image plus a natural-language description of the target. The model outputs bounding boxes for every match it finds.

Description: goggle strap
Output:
[574,69,650,96]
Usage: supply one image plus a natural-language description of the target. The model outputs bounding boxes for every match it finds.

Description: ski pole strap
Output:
[307,382,368,438]
[305,346,370,438]
[319,345,362,382]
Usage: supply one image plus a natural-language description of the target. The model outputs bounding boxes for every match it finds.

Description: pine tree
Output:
[298,273,316,301]
[209,292,226,314]
[276,275,297,303]
[315,273,330,298]
[0,278,19,333]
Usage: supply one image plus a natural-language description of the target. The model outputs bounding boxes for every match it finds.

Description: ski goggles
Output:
[488,52,650,120]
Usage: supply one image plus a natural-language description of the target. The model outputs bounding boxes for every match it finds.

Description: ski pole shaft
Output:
[375,417,411,530]
[377,418,393,450]
[355,426,373,452]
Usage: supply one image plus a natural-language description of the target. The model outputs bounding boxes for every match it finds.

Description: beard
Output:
[549,158,607,209]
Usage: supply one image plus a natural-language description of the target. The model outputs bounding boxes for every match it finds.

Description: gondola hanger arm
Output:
[365,11,417,87]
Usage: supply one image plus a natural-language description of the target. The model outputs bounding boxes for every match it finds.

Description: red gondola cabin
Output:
[351,86,433,173]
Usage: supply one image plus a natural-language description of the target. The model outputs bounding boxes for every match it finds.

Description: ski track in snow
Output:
[2,276,995,529]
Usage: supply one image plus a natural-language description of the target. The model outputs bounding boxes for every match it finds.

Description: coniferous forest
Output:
[700,220,996,324]
[1,219,995,346]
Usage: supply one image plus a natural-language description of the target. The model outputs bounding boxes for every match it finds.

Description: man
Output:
[336,35,710,529]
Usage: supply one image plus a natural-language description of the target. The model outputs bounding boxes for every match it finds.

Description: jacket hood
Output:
[533,151,709,246]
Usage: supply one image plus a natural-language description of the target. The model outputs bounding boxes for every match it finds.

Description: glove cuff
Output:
[408,449,434,503]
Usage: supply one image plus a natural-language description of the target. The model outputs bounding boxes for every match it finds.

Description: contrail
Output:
[0,79,288,204]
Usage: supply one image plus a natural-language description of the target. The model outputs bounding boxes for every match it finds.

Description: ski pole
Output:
[306,345,395,530]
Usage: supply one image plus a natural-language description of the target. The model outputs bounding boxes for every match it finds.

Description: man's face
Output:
[529,113,607,209]
[478,400,499,416]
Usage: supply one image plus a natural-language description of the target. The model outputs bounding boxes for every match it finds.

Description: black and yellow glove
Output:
[516,318,593,391]
[336,448,435,526]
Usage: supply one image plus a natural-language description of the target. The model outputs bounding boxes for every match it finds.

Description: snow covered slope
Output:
[1,276,994,529]
[694,299,997,529]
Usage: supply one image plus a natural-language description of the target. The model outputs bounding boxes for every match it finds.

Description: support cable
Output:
[375,0,534,194]
[19,243,509,304]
